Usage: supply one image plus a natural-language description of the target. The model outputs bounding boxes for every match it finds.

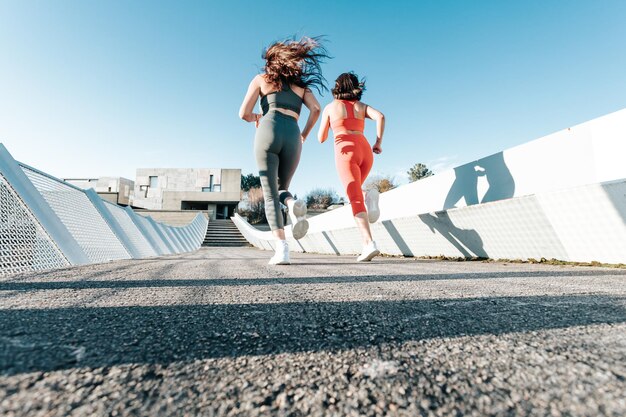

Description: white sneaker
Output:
[365,189,380,223]
[357,241,380,262]
[269,241,290,265]
[287,199,309,240]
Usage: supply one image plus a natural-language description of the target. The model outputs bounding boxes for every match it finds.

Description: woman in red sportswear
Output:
[318,72,386,261]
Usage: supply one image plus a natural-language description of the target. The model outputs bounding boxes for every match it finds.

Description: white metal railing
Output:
[0,144,208,276]
[21,164,132,263]
[0,174,70,274]
[233,108,626,264]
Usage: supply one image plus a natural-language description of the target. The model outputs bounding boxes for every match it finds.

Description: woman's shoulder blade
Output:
[290,83,307,97]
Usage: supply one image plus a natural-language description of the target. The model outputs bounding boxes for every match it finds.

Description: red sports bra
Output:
[330,100,365,135]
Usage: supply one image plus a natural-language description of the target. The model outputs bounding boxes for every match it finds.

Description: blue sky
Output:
[1,1,625,198]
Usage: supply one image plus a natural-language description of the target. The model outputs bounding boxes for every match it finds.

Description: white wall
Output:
[234,108,626,264]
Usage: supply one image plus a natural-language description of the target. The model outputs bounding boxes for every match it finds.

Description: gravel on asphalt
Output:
[1,247,625,416]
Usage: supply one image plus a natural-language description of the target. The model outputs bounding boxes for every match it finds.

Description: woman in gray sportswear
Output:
[239,37,328,265]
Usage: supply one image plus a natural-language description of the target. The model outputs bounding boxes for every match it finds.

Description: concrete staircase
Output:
[202,219,250,247]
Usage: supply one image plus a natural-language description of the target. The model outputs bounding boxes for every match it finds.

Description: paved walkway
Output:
[1,247,625,416]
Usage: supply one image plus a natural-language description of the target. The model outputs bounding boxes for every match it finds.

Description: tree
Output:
[365,175,397,193]
[305,188,338,209]
[238,186,266,224]
[241,173,261,191]
[407,163,433,182]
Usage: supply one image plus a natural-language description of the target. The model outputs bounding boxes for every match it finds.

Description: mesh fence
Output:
[169,227,190,252]
[186,214,208,247]
[1,162,208,276]
[161,214,208,251]
[0,174,69,276]
[132,214,171,254]
[104,203,157,258]
[21,166,130,263]
[159,225,183,252]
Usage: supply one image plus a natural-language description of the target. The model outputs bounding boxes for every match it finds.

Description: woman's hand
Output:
[301,134,307,144]
[373,142,382,154]
[255,113,261,128]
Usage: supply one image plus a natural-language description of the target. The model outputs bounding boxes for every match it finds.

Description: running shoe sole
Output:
[291,200,307,217]
[289,200,309,240]
[291,218,309,240]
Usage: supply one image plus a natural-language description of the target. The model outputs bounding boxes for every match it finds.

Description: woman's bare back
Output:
[328,99,367,122]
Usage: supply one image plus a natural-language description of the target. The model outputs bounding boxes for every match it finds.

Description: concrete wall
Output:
[116,177,134,205]
[134,210,211,227]
[99,193,120,205]
[134,168,241,210]
[161,190,241,210]
[221,169,242,194]
[65,177,134,206]
[233,108,626,264]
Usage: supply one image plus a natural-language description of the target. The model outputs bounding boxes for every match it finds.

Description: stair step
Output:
[204,237,248,240]
[204,238,247,242]
[206,232,245,236]
[203,242,249,245]
[205,233,245,236]
[202,219,249,247]
[204,239,249,243]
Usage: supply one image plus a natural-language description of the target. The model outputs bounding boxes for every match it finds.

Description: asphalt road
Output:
[1,247,625,416]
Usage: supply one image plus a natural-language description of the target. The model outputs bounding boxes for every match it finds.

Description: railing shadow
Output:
[1,269,625,291]
[443,152,515,210]
[1,294,624,375]
[419,212,488,258]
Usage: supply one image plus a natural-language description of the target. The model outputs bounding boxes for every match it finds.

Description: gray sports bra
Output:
[260,82,304,115]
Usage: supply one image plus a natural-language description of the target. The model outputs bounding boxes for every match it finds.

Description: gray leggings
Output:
[254,111,302,230]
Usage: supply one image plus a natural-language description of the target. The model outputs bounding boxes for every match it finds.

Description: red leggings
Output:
[334,134,373,216]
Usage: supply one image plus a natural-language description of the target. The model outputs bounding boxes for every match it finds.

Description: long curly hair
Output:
[262,36,330,94]
[332,72,366,101]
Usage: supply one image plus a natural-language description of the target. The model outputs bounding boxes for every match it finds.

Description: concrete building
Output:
[64,177,135,206]
[133,168,241,219]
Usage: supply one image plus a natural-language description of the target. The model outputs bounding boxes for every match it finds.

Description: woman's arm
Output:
[238,75,262,123]
[300,89,321,142]
[317,105,330,143]
[365,104,385,154]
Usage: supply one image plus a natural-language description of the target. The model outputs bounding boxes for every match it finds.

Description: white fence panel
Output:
[21,165,130,263]
[234,108,626,264]
[104,202,157,258]
[0,174,69,276]
[0,144,209,276]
